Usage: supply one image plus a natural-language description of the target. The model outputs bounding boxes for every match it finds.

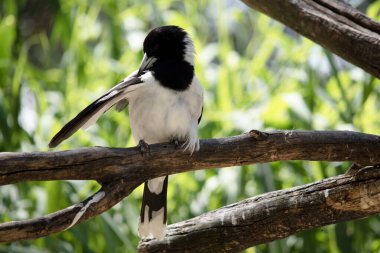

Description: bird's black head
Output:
[143,26,193,63]
[140,25,195,91]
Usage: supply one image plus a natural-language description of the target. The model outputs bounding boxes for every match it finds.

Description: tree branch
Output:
[1,130,380,185]
[0,130,379,243]
[0,179,140,242]
[138,165,380,253]
[241,0,380,79]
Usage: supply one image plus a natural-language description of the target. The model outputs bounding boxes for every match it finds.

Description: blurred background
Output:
[1,0,380,252]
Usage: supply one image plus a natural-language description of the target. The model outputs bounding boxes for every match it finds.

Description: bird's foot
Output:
[170,139,180,149]
[138,140,150,156]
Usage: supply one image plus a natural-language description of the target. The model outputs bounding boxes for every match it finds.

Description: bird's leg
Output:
[138,139,150,156]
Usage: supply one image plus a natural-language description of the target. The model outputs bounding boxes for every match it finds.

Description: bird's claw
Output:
[171,139,180,149]
[138,140,150,156]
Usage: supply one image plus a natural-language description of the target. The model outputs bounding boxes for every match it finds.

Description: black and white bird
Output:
[48,26,204,239]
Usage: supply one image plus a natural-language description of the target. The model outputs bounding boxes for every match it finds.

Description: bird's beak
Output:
[138,53,157,75]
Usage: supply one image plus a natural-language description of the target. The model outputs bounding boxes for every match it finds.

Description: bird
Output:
[48,25,204,240]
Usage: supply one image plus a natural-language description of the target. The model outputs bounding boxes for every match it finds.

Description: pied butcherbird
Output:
[49,25,204,240]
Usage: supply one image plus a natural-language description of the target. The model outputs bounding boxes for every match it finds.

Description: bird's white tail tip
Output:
[138,207,167,240]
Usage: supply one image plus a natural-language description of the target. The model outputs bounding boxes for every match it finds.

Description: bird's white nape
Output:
[183,35,195,66]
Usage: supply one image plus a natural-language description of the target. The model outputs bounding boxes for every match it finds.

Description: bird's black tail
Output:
[138,176,168,239]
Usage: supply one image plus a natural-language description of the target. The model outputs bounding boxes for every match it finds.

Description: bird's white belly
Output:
[128,85,194,145]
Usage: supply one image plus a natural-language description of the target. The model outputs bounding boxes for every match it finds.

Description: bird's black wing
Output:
[48,75,142,148]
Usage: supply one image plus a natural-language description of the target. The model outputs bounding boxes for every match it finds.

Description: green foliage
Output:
[1,0,380,252]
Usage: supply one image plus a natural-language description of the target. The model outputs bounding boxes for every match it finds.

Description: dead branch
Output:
[241,0,380,78]
[139,165,380,252]
[1,130,380,186]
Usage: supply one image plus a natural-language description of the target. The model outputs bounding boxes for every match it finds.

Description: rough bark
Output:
[0,130,379,243]
[138,165,380,253]
[2,130,380,186]
[0,178,140,242]
[241,0,380,79]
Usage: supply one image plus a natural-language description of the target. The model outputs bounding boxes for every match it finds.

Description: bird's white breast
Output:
[126,72,203,152]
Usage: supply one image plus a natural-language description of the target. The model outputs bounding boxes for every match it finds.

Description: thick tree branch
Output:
[0,130,379,243]
[1,130,380,186]
[241,0,380,78]
[139,165,380,253]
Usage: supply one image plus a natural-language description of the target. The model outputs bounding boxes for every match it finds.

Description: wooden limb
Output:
[0,178,140,242]
[1,130,380,186]
[0,130,379,242]
[138,166,380,253]
[241,0,380,78]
